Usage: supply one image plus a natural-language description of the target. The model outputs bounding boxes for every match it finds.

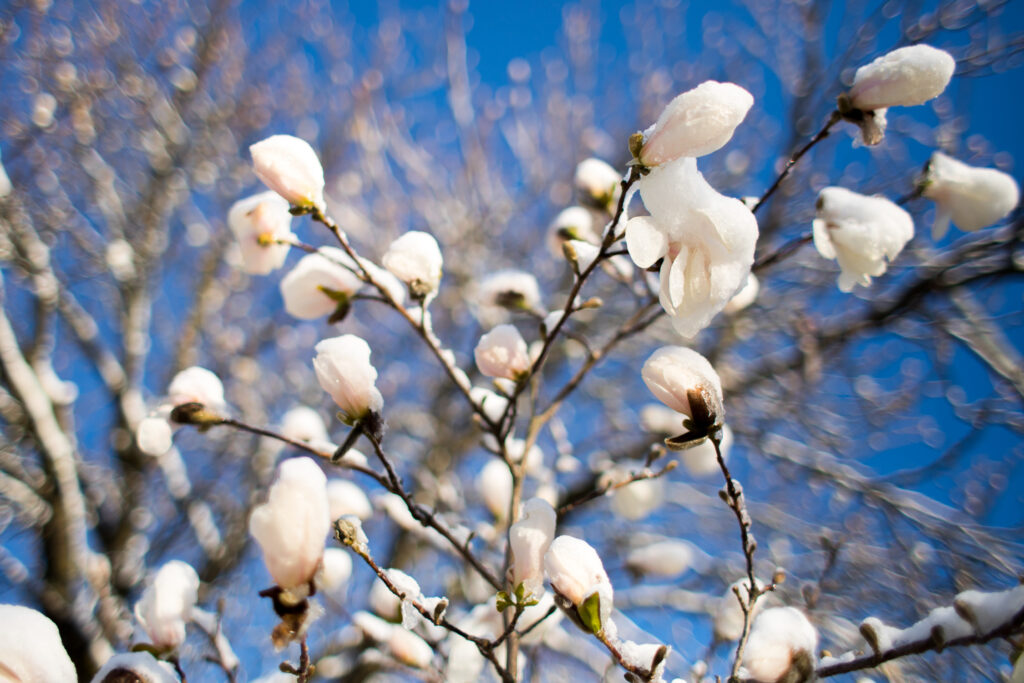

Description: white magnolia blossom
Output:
[642,346,724,425]
[250,134,326,212]
[318,548,353,601]
[388,626,435,669]
[327,478,373,521]
[474,324,531,381]
[723,274,759,313]
[609,475,664,521]
[848,45,955,111]
[280,247,363,320]
[565,239,600,272]
[679,423,733,477]
[313,334,384,421]
[639,81,754,166]
[574,157,621,208]
[626,157,758,337]
[136,415,174,456]
[249,457,330,596]
[382,231,443,297]
[168,366,225,409]
[280,405,330,445]
[713,578,764,641]
[0,604,77,682]
[134,560,200,651]
[625,539,699,578]
[475,269,542,324]
[509,498,557,598]
[228,192,295,275]
[549,206,599,254]
[477,459,513,520]
[91,652,178,683]
[470,386,510,424]
[544,535,613,632]
[742,607,818,683]
[812,186,914,292]
[922,151,1020,239]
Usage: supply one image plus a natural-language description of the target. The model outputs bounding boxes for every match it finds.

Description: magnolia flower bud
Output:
[847,45,955,112]
[549,206,599,255]
[574,157,621,209]
[474,324,531,381]
[470,386,509,424]
[544,535,613,634]
[388,627,434,669]
[382,231,443,298]
[249,457,330,596]
[168,366,225,409]
[812,186,914,292]
[609,475,664,521]
[625,539,700,578]
[228,192,295,275]
[313,334,384,422]
[0,604,77,682]
[477,459,513,520]
[280,247,363,320]
[327,478,373,521]
[639,81,754,166]
[641,346,724,430]
[91,652,178,683]
[922,151,1020,239]
[474,270,542,325]
[250,135,326,212]
[318,548,352,601]
[742,607,818,683]
[281,406,330,445]
[134,560,200,652]
[509,498,556,599]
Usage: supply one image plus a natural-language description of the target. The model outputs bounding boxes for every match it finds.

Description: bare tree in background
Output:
[1,0,1023,681]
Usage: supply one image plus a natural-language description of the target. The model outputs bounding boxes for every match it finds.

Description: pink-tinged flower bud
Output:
[133,560,200,652]
[544,536,613,634]
[847,45,955,111]
[228,192,295,275]
[91,652,179,683]
[280,247,363,321]
[509,498,556,599]
[922,151,1020,239]
[639,81,754,166]
[812,186,914,292]
[574,158,622,209]
[168,366,225,409]
[474,324,531,381]
[742,607,818,683]
[0,604,77,682]
[641,346,724,428]
[248,457,330,596]
[312,335,384,422]
[249,135,326,212]
[382,231,443,298]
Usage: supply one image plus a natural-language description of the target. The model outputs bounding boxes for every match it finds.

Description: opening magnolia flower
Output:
[544,535,613,634]
[638,80,754,167]
[847,44,955,112]
[509,498,556,599]
[922,151,1020,239]
[474,324,532,381]
[641,345,724,433]
[812,186,914,292]
[0,605,77,682]
[382,231,443,298]
[625,157,758,338]
[249,457,330,598]
[250,134,326,212]
[742,607,818,683]
[280,247,363,321]
[133,560,200,652]
[312,334,384,422]
[228,192,295,275]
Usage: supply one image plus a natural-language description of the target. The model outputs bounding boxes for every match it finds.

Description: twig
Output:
[752,110,841,214]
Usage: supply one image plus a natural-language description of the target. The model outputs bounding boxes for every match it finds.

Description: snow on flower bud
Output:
[626,157,758,337]
[812,186,914,292]
[544,535,613,634]
[249,457,330,596]
[509,498,556,599]
[91,652,178,683]
[250,134,326,212]
[574,157,621,210]
[0,604,77,682]
[313,334,384,422]
[228,192,295,275]
[847,45,955,112]
[742,607,818,683]
[133,560,200,652]
[639,81,754,166]
[382,231,443,298]
[474,324,531,381]
[168,366,225,409]
[922,151,1020,239]
[642,346,724,430]
[474,270,542,325]
[327,478,373,521]
[280,247,363,321]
